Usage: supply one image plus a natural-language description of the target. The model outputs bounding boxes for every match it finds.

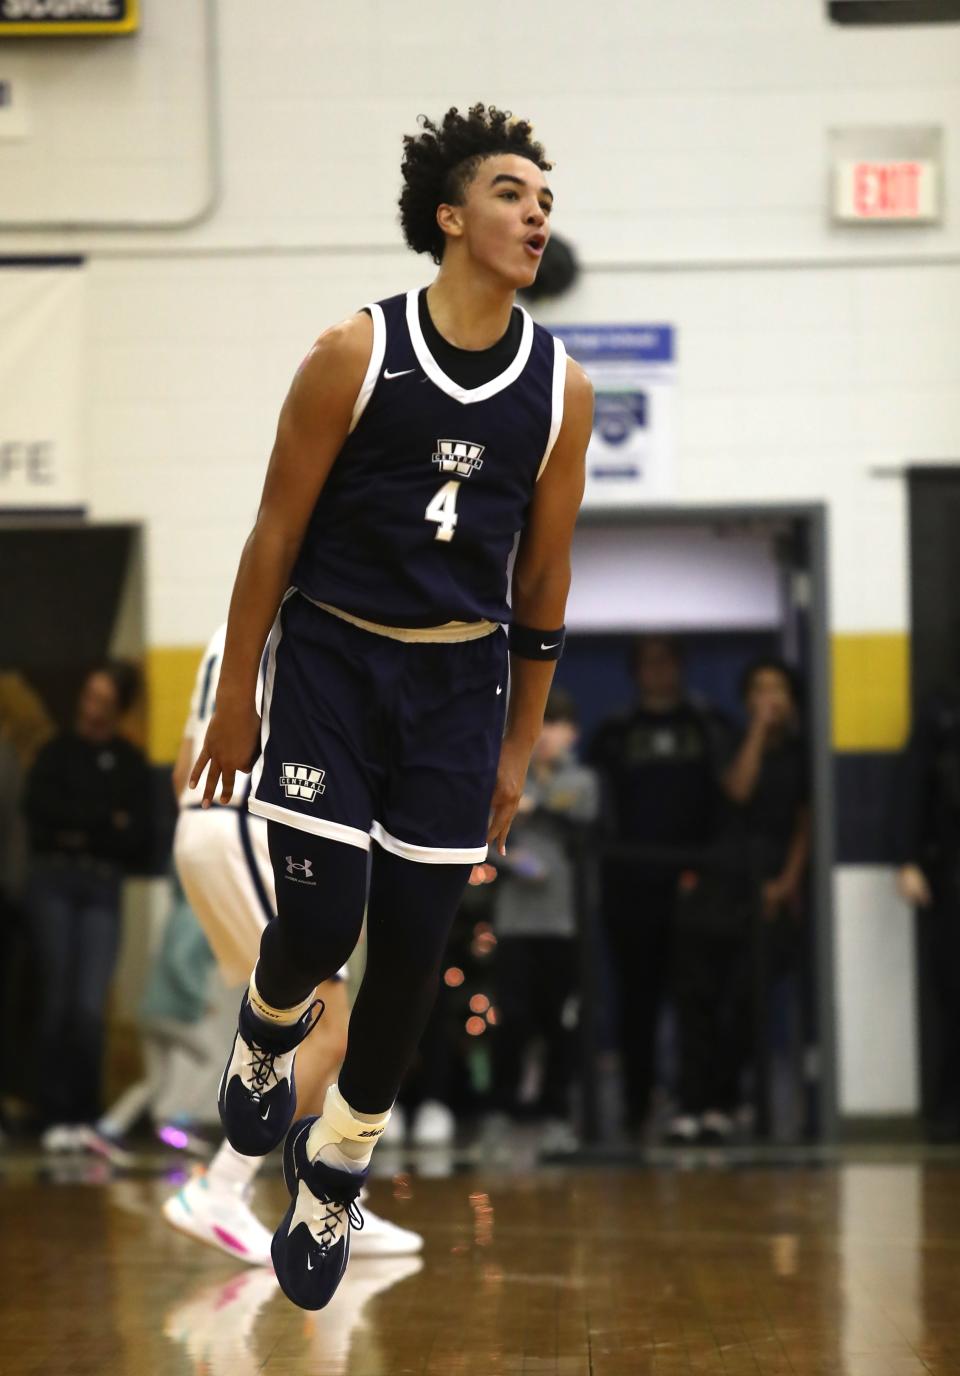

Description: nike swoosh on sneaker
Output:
[496,686,503,695]
[307,1254,314,1270]
[383,368,415,380]
[260,1106,270,1121]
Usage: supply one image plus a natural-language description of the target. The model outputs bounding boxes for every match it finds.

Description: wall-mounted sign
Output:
[0,0,138,36]
[831,126,942,224]
[836,160,938,221]
[0,268,86,512]
[552,324,676,507]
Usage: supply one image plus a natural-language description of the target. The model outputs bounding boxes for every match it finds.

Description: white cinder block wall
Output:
[4,0,959,1118]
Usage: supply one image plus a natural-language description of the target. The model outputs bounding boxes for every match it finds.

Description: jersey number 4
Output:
[425,480,460,543]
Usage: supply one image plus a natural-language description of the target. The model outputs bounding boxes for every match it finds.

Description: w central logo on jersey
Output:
[280,763,326,802]
[432,439,485,477]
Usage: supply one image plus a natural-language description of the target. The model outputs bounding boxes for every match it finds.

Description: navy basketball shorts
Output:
[249,593,508,864]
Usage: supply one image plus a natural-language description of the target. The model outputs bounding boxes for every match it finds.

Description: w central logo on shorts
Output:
[280,763,326,802]
[432,439,485,477]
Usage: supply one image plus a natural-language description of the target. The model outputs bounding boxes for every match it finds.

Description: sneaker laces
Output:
[244,998,324,1101]
[311,1193,364,1250]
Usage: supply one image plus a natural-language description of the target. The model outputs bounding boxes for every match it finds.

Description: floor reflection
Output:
[4,1150,960,1374]
[164,1255,423,1374]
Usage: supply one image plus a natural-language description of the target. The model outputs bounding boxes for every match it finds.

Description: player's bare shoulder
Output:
[272,312,374,462]
[563,354,594,420]
[292,312,373,404]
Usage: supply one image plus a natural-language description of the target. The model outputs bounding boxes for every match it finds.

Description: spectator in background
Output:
[491,689,598,1150]
[0,675,52,1137]
[23,661,152,1148]
[0,735,26,1141]
[670,656,809,1144]
[893,690,960,1141]
[95,867,218,1150]
[590,636,719,1137]
[0,671,55,774]
[0,739,25,915]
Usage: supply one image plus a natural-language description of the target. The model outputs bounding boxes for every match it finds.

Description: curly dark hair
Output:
[399,104,552,265]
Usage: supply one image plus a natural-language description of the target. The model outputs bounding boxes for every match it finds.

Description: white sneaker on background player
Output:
[163,1170,274,1266]
[353,1193,423,1257]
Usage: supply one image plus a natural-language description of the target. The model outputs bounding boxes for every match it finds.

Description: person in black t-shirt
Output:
[24,662,151,1142]
[590,635,721,1135]
[670,657,809,1144]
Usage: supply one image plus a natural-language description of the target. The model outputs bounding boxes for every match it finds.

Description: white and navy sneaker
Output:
[163,1170,274,1266]
[218,993,322,1157]
[271,1116,366,1310]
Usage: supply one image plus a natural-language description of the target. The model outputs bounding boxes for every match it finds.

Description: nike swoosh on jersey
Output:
[383,368,416,380]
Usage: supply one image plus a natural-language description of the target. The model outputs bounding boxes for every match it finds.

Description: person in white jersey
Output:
[162,624,421,1263]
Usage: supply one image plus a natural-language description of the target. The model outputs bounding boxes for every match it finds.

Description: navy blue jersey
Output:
[291,289,567,629]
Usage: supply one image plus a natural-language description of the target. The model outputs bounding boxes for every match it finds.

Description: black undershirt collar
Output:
[418,288,523,390]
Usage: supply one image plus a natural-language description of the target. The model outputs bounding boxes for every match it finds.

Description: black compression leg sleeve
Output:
[254,821,369,1009]
[337,845,472,1113]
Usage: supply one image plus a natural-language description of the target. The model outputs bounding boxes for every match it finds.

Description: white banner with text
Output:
[0,266,85,511]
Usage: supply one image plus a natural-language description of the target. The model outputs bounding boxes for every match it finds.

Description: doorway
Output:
[561,504,835,1145]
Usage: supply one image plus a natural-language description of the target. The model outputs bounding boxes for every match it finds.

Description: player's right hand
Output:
[189,702,261,808]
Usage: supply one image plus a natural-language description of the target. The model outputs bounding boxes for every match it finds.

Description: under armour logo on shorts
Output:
[286,856,313,879]
[280,763,326,801]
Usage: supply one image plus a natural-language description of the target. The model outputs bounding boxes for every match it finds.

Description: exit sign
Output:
[835,159,939,223]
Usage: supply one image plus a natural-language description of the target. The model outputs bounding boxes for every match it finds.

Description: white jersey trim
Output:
[348,303,386,434]
[370,820,488,866]
[536,338,568,481]
[405,289,534,406]
[248,798,371,852]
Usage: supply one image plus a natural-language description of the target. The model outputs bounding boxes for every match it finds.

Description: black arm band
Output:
[508,623,566,661]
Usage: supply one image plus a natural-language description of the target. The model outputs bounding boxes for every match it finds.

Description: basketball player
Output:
[190,105,593,1309]
[163,623,422,1263]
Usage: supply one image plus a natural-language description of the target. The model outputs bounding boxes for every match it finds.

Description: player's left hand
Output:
[469,863,497,886]
[487,737,531,856]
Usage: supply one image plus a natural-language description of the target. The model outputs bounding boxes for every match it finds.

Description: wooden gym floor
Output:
[2,1149,960,1375]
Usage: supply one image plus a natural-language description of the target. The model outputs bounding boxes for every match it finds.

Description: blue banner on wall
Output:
[553,323,676,506]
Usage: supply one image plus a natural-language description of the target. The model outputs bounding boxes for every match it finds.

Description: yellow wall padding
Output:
[146,645,204,764]
[832,632,910,752]
[147,632,910,762]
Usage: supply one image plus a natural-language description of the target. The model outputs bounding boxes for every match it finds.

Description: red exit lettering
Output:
[853,162,922,218]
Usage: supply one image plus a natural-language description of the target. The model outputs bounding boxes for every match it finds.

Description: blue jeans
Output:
[29,858,123,1125]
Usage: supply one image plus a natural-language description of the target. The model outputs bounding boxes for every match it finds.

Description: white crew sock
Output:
[306,1083,392,1174]
[206,1139,262,1194]
[247,969,314,1028]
